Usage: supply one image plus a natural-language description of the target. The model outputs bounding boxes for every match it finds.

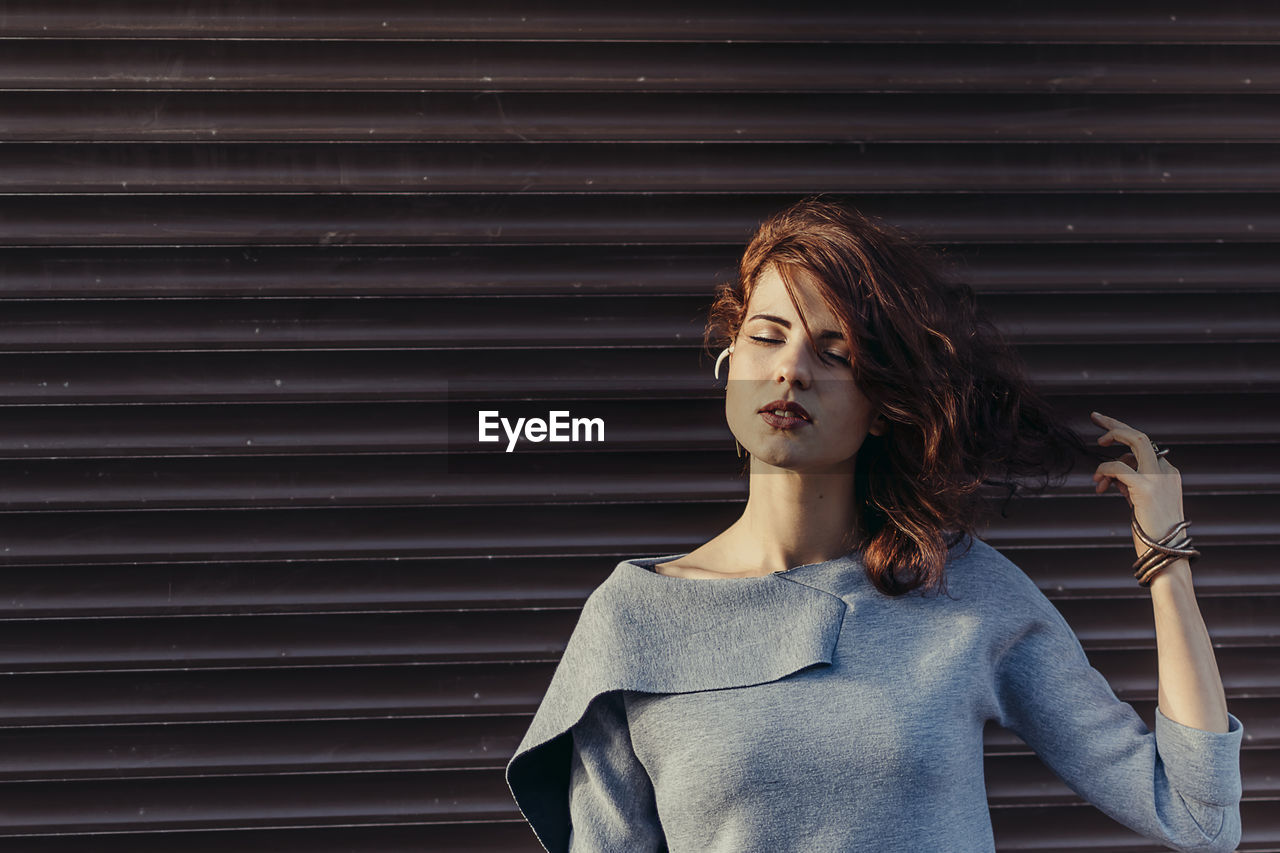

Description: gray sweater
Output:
[505,535,1244,852]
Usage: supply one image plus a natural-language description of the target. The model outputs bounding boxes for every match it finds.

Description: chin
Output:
[751,446,823,468]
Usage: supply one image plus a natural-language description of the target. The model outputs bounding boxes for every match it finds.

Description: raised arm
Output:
[1090,410,1231,733]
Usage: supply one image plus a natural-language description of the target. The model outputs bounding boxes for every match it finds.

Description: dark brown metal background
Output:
[0,3,1275,851]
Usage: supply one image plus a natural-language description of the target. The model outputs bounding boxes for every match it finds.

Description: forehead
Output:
[746,265,843,330]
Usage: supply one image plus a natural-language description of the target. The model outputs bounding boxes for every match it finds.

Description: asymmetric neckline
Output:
[624,548,861,582]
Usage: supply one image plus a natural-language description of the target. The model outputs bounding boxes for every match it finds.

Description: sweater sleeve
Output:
[993,585,1244,853]
[567,690,668,852]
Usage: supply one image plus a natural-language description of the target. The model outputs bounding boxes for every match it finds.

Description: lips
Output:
[758,399,811,421]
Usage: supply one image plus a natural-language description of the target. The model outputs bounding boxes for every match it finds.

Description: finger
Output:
[1093,411,1141,449]
[1094,466,1134,503]
[1095,460,1144,488]
[1091,450,1136,490]
[1093,471,1134,504]
[1091,410,1130,430]
[1091,411,1160,473]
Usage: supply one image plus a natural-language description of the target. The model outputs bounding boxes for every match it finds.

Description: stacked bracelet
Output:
[1130,505,1200,587]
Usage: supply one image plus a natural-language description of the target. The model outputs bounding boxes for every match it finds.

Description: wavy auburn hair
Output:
[706,195,1111,598]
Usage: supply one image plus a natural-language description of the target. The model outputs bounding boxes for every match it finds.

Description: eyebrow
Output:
[747,314,846,341]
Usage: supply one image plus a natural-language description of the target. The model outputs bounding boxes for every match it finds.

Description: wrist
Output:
[1146,556,1193,591]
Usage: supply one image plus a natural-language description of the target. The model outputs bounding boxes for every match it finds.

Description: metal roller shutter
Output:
[0,3,1272,850]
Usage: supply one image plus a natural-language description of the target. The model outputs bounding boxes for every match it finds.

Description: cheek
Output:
[730,346,762,376]
[724,384,756,426]
[826,402,874,434]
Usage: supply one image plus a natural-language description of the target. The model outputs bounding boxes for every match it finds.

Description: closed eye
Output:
[749,335,851,366]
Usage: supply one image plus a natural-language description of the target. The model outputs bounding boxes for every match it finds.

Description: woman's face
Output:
[725,264,884,473]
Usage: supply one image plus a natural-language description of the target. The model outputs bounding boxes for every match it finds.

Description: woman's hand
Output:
[1090,415,1229,737]
[1089,411,1188,557]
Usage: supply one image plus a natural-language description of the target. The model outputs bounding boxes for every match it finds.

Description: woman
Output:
[505,196,1244,852]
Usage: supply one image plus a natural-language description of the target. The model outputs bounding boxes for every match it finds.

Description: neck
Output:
[729,458,861,574]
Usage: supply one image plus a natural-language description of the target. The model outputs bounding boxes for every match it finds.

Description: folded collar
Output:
[505,552,852,853]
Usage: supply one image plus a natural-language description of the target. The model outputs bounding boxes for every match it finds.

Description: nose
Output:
[773,338,816,388]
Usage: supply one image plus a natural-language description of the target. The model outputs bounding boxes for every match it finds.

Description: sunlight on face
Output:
[724,264,881,474]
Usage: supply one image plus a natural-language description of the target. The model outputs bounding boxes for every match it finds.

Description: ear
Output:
[869,413,888,437]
